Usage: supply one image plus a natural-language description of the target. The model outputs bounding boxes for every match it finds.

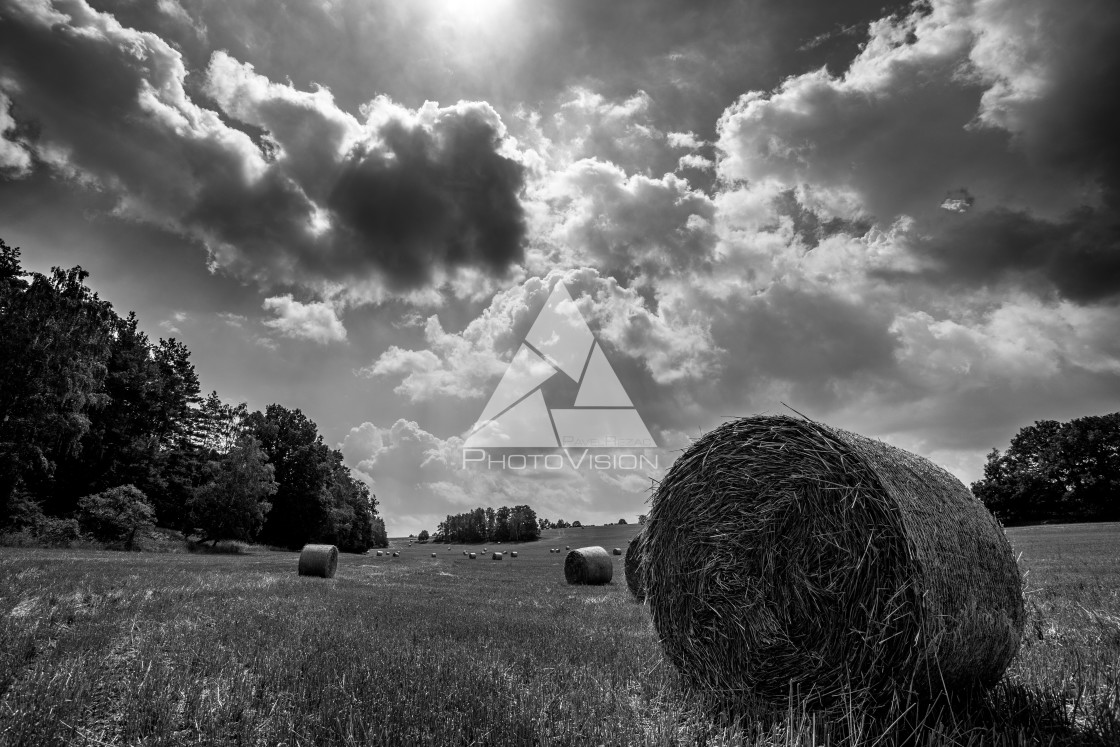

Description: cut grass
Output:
[0,523,1116,745]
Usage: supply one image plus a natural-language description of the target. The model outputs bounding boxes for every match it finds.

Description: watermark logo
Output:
[463,282,656,453]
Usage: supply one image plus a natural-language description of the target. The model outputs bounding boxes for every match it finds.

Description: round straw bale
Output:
[392,551,399,558]
[564,546,614,585]
[376,550,383,557]
[298,544,338,578]
[469,552,477,559]
[431,552,437,558]
[565,545,570,550]
[511,551,518,558]
[612,547,622,555]
[492,552,503,560]
[645,414,1023,706]
[624,533,646,601]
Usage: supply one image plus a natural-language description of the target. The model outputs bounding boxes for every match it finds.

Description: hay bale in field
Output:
[376,550,383,557]
[645,414,1024,707]
[463,550,468,556]
[510,551,518,558]
[565,545,570,550]
[612,547,622,555]
[469,552,477,559]
[564,546,614,585]
[392,551,400,558]
[624,533,646,601]
[431,552,437,558]
[298,544,338,578]
[492,552,503,560]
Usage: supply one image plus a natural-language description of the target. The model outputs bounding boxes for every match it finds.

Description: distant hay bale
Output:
[469,552,477,559]
[625,533,646,601]
[298,544,338,578]
[511,551,518,558]
[564,546,614,585]
[645,414,1024,707]
[565,545,570,550]
[376,550,383,557]
[392,551,399,558]
[492,552,503,560]
[612,547,622,555]
[431,552,437,558]
[463,550,468,555]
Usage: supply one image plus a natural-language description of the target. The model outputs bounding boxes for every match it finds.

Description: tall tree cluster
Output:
[973,413,1120,526]
[435,505,540,544]
[0,239,384,551]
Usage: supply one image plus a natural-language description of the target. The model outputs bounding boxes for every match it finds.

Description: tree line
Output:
[434,505,541,544]
[972,413,1119,526]
[0,238,386,551]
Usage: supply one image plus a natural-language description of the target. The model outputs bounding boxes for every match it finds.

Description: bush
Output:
[78,485,156,550]
[36,517,81,547]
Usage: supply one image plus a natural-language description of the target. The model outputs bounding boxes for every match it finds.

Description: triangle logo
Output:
[464,282,656,449]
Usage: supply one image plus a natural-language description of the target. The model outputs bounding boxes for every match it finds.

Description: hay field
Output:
[1,523,1117,746]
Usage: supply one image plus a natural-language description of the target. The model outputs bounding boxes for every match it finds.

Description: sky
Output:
[2,0,1118,536]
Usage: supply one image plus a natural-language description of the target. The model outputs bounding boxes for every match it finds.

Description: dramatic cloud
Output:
[0,0,528,301]
[4,0,1118,530]
[262,296,347,344]
[528,159,717,288]
[0,92,31,175]
[715,0,1120,302]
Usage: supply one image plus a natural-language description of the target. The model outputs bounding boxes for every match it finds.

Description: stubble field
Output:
[1,523,1117,746]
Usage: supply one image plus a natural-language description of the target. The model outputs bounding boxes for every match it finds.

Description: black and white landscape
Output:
[1,1,1118,744]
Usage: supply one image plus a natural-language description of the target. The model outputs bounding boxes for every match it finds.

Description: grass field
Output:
[1,522,1117,746]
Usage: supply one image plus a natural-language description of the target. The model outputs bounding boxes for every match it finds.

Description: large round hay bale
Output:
[469,552,477,559]
[510,551,518,558]
[624,533,646,601]
[392,551,399,558]
[431,552,437,558]
[298,544,338,578]
[564,546,613,585]
[612,547,622,555]
[645,415,1023,706]
[376,550,383,557]
[492,552,503,560]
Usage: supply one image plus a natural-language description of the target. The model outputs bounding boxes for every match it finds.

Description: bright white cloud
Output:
[0,91,31,175]
[262,295,347,343]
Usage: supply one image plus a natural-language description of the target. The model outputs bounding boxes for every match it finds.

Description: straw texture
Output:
[645,415,1023,706]
[298,544,338,578]
[564,546,614,585]
[624,532,646,601]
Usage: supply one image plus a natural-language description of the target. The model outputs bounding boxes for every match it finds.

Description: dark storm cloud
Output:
[80,0,910,143]
[0,0,527,297]
[327,114,526,290]
[891,206,1120,303]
